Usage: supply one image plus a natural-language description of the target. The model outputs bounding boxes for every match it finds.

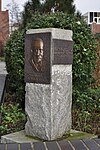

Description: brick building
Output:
[0,0,9,56]
[83,11,100,34]
[83,11,100,86]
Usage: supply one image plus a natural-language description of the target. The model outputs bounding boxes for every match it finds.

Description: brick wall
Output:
[91,22,100,34]
[90,23,100,87]
[0,8,9,56]
[93,38,100,87]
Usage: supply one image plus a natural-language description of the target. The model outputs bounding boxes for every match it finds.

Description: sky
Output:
[2,0,100,14]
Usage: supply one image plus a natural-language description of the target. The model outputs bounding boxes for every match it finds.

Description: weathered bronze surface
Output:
[24,32,51,84]
[53,39,73,64]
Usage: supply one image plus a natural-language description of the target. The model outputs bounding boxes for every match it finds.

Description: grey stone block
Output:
[25,65,72,140]
[26,28,73,41]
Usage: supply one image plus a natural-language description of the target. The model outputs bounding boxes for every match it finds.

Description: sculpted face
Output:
[32,38,44,63]
[34,48,43,63]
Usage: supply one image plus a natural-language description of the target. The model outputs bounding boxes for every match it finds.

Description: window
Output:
[90,12,93,23]
[97,12,100,17]
[94,18,97,23]
[94,12,97,17]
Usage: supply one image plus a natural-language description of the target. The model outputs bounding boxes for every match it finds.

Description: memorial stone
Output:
[25,28,73,140]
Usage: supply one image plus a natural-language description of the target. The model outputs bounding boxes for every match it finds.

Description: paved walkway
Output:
[0,61,7,123]
[0,139,100,150]
[0,61,7,104]
[0,61,7,75]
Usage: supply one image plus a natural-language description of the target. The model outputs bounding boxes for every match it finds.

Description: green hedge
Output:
[5,12,97,109]
[5,29,25,104]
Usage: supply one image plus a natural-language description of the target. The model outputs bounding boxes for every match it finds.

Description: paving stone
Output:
[83,139,100,150]
[20,143,32,150]
[7,143,18,150]
[0,144,5,150]
[58,140,73,150]
[33,142,46,150]
[46,141,59,150]
[70,140,87,150]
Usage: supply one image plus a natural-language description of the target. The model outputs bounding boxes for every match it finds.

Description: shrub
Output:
[5,29,25,106]
[5,12,97,109]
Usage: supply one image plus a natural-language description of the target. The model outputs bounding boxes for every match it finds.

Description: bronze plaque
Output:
[53,39,73,64]
[24,32,51,84]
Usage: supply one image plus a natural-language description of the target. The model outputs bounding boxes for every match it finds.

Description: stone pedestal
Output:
[25,28,73,140]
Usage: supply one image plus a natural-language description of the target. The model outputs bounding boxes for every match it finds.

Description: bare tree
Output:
[7,1,22,33]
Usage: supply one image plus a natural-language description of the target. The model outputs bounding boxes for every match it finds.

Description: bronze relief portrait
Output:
[25,32,51,84]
